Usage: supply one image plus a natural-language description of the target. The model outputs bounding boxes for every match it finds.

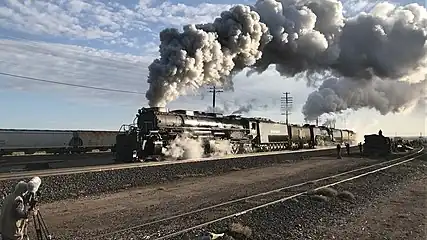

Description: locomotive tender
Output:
[114,107,357,162]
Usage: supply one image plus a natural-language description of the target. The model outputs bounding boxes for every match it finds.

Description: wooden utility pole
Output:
[208,86,223,112]
[280,92,293,125]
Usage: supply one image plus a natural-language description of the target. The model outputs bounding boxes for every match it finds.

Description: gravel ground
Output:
[29,155,384,239]
[0,154,116,173]
[168,152,427,240]
[0,147,359,205]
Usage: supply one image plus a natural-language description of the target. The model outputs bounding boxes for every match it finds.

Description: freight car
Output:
[0,129,118,156]
[114,107,357,163]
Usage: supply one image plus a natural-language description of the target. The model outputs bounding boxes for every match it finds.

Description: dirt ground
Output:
[37,156,375,238]
[324,175,427,240]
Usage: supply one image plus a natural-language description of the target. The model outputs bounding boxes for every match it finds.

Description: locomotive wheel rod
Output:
[94,147,424,239]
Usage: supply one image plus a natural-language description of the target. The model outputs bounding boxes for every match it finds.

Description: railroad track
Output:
[92,147,425,240]
[0,146,354,180]
[0,151,112,160]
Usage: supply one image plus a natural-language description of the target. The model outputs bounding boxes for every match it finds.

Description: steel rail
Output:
[153,150,425,240]
[0,146,353,180]
[93,147,424,239]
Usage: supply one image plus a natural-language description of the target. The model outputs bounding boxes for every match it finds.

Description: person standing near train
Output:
[358,142,363,155]
[346,143,351,155]
[336,144,342,159]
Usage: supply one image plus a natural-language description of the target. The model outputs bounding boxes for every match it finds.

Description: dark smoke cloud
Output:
[249,1,427,80]
[146,5,271,107]
[145,0,427,120]
[231,99,269,114]
[302,77,426,120]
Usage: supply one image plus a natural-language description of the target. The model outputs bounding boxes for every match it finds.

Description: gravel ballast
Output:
[165,154,427,240]
[0,147,359,204]
[10,148,420,240]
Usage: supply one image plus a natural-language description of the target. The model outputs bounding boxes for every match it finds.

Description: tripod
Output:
[20,207,52,240]
[32,209,52,240]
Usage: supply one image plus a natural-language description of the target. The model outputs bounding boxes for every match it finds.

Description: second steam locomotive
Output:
[114,107,357,162]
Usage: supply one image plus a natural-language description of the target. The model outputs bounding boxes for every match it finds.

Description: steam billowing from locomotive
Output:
[145,0,427,119]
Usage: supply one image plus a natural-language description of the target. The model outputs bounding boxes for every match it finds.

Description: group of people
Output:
[0,181,36,240]
[336,142,363,159]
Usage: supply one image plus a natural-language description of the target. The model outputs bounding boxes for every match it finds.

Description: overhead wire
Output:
[0,60,144,84]
[0,35,149,96]
[0,72,146,95]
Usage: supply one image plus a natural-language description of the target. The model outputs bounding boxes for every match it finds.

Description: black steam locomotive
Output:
[114,107,357,163]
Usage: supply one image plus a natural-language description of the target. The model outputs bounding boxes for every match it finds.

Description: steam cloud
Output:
[231,98,269,114]
[322,117,337,128]
[146,0,427,119]
[162,133,233,160]
[205,98,268,115]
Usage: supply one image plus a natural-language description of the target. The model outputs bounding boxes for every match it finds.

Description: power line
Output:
[0,72,145,95]
[0,36,149,78]
[0,61,143,86]
[0,58,144,78]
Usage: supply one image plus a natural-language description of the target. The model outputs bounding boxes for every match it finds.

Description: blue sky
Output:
[0,0,425,136]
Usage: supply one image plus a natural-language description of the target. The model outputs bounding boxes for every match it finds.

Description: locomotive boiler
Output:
[114,107,357,163]
[115,107,255,162]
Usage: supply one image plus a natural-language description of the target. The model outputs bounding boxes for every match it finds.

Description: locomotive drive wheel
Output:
[231,143,240,154]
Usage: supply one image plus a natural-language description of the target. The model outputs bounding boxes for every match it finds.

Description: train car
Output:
[0,129,118,156]
[341,129,357,145]
[306,125,334,147]
[255,121,290,151]
[0,129,73,155]
[114,107,357,163]
[341,129,350,144]
[71,131,118,153]
[331,128,343,143]
[288,124,312,149]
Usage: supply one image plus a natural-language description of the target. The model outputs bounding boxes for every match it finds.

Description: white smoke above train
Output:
[145,0,427,120]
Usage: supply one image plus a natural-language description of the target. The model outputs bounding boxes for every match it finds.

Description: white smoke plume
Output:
[162,133,233,160]
[343,113,381,143]
[146,0,427,120]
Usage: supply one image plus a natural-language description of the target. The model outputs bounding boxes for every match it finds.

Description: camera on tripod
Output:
[21,177,52,240]
[23,178,41,211]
